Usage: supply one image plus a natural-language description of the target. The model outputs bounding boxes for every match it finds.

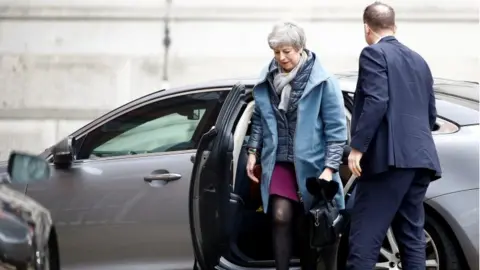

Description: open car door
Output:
[189,83,247,269]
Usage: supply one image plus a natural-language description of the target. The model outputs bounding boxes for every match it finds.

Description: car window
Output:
[92,109,206,155]
[76,90,227,160]
[346,92,461,133]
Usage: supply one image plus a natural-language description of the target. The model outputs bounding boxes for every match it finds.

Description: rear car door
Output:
[189,84,247,269]
[26,89,228,269]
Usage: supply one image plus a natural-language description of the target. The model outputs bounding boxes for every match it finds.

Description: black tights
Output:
[271,195,315,270]
[271,195,339,270]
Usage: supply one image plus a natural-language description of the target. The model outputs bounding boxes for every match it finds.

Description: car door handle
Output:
[144,172,182,182]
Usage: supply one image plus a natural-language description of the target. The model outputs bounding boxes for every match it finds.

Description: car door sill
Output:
[216,257,301,270]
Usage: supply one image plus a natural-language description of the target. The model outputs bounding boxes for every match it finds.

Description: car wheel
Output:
[424,214,464,270]
[375,227,439,269]
[375,213,462,270]
[46,233,61,270]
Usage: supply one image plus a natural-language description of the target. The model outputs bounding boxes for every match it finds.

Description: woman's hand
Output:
[246,154,259,183]
[319,167,334,181]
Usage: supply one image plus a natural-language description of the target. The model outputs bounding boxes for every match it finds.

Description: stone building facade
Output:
[0,0,478,158]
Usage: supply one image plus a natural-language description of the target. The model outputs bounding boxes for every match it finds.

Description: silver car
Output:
[1,73,478,270]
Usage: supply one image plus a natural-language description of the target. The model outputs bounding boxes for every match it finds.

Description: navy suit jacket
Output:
[350,36,441,180]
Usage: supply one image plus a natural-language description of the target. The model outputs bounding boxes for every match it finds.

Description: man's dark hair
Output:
[363,2,396,31]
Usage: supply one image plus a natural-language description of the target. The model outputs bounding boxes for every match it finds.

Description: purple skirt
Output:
[269,162,299,202]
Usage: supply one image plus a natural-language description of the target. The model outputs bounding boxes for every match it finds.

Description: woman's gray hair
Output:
[267,21,306,51]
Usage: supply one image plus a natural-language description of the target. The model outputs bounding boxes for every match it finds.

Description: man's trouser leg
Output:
[346,168,418,270]
[391,170,430,270]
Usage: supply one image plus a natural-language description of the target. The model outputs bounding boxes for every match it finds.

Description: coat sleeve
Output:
[320,77,348,172]
[247,103,263,150]
[350,46,389,153]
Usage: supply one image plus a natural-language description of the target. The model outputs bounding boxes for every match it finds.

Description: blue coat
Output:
[249,53,348,214]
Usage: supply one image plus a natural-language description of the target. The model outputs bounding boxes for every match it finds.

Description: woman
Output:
[246,22,347,270]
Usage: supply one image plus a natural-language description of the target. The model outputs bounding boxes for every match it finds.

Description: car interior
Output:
[221,98,356,268]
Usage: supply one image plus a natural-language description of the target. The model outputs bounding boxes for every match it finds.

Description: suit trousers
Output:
[346,168,431,270]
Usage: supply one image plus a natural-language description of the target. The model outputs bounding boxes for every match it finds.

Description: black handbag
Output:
[306,178,347,248]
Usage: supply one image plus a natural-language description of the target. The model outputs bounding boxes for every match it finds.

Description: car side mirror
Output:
[52,136,75,169]
[7,151,51,184]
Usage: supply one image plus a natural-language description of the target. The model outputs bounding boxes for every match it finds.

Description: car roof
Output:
[161,71,478,97]
[160,72,359,95]
[128,72,479,126]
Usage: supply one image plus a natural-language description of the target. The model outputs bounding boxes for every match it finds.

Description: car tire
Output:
[46,230,61,270]
[336,212,464,270]
[425,213,464,270]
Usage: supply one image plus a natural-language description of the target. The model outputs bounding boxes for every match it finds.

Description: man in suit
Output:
[346,2,442,269]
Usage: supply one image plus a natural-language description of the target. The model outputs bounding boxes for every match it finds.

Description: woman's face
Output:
[273,45,301,72]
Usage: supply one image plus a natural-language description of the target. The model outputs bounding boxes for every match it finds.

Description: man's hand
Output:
[319,167,334,181]
[348,148,363,177]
